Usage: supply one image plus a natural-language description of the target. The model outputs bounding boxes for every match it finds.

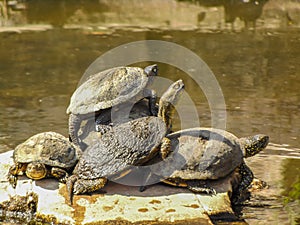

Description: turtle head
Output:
[240,134,269,158]
[158,79,185,131]
[25,162,47,180]
[144,64,158,77]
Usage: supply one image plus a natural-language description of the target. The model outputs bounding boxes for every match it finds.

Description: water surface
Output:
[0,0,299,224]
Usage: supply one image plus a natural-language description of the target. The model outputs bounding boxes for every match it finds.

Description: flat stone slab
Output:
[0,150,239,224]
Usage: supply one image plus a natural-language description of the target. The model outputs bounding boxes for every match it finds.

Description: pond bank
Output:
[1,0,300,33]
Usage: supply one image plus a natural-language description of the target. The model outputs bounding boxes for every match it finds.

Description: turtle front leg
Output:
[7,163,27,188]
[143,89,158,116]
[68,114,81,146]
[238,162,254,192]
[160,137,171,160]
[50,167,69,183]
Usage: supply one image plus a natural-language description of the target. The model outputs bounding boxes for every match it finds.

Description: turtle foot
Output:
[73,177,107,195]
[188,186,217,195]
[7,174,17,189]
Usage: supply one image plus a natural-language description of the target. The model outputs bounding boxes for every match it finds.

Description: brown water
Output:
[0,0,300,224]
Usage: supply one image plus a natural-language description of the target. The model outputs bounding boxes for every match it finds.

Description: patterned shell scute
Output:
[67,67,148,115]
[74,116,167,180]
[13,132,80,168]
[157,128,244,180]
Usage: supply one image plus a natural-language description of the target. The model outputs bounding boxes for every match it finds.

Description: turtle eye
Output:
[144,64,158,76]
[152,66,158,74]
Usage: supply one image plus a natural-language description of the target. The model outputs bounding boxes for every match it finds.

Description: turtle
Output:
[66,64,158,146]
[77,99,155,150]
[7,132,82,188]
[66,80,185,204]
[142,128,269,195]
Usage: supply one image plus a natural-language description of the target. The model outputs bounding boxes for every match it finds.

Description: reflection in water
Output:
[1,0,300,31]
[281,159,300,223]
[184,0,269,29]
[26,0,78,27]
[223,0,269,29]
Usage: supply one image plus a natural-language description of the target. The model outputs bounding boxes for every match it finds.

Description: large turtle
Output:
[77,99,156,150]
[66,64,158,146]
[66,80,185,204]
[143,128,269,194]
[8,132,82,188]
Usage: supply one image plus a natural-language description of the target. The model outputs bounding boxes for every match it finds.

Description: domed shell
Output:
[66,66,149,115]
[153,127,244,180]
[74,116,167,180]
[14,132,81,168]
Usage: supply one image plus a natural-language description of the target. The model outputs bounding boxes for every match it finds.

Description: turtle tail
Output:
[66,175,78,205]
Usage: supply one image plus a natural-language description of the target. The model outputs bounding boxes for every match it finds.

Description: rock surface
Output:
[0,150,240,224]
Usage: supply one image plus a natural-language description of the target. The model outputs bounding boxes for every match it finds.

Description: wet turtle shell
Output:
[150,128,269,193]
[66,116,167,204]
[8,132,81,188]
[79,99,154,149]
[66,65,157,115]
[66,65,158,145]
[75,116,167,180]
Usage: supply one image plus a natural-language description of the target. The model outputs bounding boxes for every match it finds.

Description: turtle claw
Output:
[139,185,148,192]
[188,186,217,195]
[8,174,17,189]
[66,175,78,205]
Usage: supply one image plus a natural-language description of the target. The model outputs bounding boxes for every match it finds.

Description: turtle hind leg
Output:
[73,177,107,195]
[68,114,81,146]
[66,175,77,205]
[238,162,254,192]
[186,180,217,195]
[65,175,107,205]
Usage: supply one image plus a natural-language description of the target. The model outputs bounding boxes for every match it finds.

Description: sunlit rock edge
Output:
[0,150,241,224]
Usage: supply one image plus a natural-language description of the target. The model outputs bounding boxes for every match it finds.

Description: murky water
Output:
[0,0,300,224]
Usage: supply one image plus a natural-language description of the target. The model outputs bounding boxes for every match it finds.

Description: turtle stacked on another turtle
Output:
[6,62,269,208]
[66,65,159,146]
[66,80,185,204]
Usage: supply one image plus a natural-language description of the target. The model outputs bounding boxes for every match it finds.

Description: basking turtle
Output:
[8,132,82,188]
[66,64,158,146]
[78,99,155,150]
[145,128,269,194]
[66,80,184,204]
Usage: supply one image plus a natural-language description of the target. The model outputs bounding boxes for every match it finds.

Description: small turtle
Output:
[144,128,269,194]
[8,132,82,188]
[66,65,158,146]
[66,80,184,204]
